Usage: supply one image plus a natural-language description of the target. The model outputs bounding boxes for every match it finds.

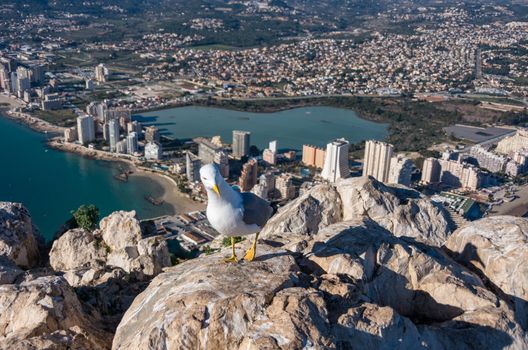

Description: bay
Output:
[1,105,388,241]
[0,114,174,241]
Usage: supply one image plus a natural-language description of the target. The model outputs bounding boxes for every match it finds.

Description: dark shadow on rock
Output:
[334,320,515,350]
[75,276,149,333]
[261,239,284,248]
[255,251,296,262]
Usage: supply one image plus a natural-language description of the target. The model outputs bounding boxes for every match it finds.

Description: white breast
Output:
[207,202,260,237]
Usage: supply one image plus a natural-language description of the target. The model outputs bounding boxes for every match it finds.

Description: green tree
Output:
[72,205,100,231]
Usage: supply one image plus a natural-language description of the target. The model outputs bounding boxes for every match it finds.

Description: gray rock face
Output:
[262,178,452,247]
[112,216,528,350]
[49,211,171,287]
[261,183,342,243]
[0,202,41,268]
[112,246,302,350]
[0,255,23,285]
[335,177,452,246]
[0,275,111,350]
[49,228,106,272]
[445,216,528,329]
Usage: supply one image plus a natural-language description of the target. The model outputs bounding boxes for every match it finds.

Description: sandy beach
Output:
[130,170,205,215]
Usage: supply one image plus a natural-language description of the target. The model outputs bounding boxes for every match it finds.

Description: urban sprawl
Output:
[1,2,528,252]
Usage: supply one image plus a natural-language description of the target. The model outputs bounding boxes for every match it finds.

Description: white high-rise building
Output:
[95,63,107,83]
[109,118,120,152]
[232,130,251,159]
[421,158,441,184]
[145,142,162,160]
[362,140,394,183]
[269,140,278,153]
[116,140,127,154]
[214,150,229,178]
[126,132,138,154]
[321,138,350,183]
[388,155,413,187]
[76,115,95,145]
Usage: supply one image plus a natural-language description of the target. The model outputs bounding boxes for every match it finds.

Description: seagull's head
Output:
[200,163,221,197]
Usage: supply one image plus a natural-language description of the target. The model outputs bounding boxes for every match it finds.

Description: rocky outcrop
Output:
[3,180,528,349]
[100,211,142,252]
[335,177,452,246]
[261,183,342,244]
[445,216,528,329]
[262,178,452,247]
[0,202,41,268]
[49,228,106,272]
[0,275,111,349]
[49,211,171,287]
[113,215,528,350]
[112,245,303,350]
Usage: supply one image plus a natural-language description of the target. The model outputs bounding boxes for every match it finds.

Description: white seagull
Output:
[200,164,273,262]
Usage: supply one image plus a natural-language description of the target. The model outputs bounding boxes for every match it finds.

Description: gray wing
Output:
[241,192,273,228]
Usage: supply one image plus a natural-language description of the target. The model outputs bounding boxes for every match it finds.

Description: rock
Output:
[99,211,142,252]
[261,183,342,242]
[49,212,171,286]
[112,245,301,350]
[0,276,111,349]
[335,303,423,350]
[305,219,500,323]
[336,177,452,246]
[49,228,106,271]
[0,202,41,268]
[113,217,528,350]
[445,216,528,329]
[419,307,528,350]
[0,255,23,285]
[239,287,334,350]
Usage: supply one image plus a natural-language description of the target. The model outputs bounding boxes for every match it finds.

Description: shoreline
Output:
[47,138,204,215]
[129,169,205,215]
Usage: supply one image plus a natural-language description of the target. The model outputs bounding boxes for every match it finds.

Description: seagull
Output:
[200,164,273,263]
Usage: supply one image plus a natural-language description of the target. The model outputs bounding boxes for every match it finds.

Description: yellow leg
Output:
[223,237,238,263]
[243,232,259,262]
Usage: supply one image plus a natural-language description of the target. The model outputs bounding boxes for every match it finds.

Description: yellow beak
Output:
[212,184,220,196]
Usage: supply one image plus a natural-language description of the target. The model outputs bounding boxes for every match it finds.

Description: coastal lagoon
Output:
[134,106,388,150]
[0,115,175,241]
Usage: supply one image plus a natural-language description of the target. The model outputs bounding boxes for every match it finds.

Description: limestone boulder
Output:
[99,210,142,252]
[112,245,302,350]
[445,216,528,328]
[49,211,171,286]
[49,228,106,271]
[0,275,111,349]
[336,177,451,246]
[305,220,501,323]
[261,183,342,243]
[334,303,423,349]
[0,202,41,268]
